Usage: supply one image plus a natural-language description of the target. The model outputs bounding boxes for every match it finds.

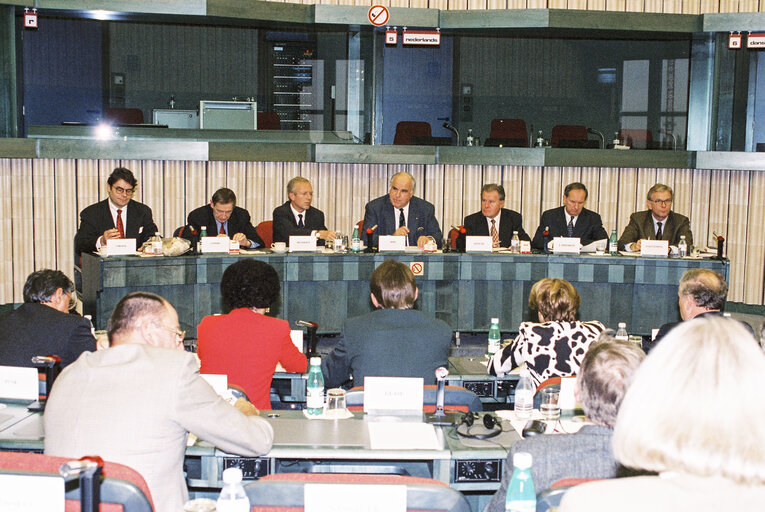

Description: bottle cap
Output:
[618,322,626,328]
[491,317,499,324]
[513,452,532,469]
[310,356,322,366]
[221,467,243,484]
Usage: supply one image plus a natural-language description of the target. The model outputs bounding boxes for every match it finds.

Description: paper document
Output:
[367,422,440,450]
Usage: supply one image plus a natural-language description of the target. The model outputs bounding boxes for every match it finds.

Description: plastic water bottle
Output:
[198,226,207,253]
[505,452,536,512]
[306,356,324,416]
[466,129,474,147]
[351,226,361,253]
[488,318,501,355]
[609,229,618,255]
[615,322,628,341]
[216,467,250,512]
[536,130,544,148]
[678,235,687,257]
[510,231,520,254]
[514,369,534,419]
[151,232,163,256]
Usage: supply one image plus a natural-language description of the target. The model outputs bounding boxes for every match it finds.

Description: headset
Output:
[455,412,502,440]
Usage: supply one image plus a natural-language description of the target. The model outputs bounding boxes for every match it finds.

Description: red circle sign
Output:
[410,262,424,275]
[368,5,389,26]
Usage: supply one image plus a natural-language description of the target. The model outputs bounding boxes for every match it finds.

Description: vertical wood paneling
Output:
[745,171,765,303]
[55,160,78,276]
[0,160,14,300]
[33,159,57,271]
[11,159,34,303]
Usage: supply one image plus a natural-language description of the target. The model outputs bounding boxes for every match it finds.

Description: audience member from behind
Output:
[197,259,307,409]
[0,269,96,368]
[560,316,765,512]
[488,278,605,386]
[484,335,645,511]
[44,292,274,512]
[322,259,451,388]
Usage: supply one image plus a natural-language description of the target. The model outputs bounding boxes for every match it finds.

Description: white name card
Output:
[0,474,65,512]
[465,236,493,252]
[106,238,136,256]
[0,366,39,401]
[200,236,230,254]
[305,483,406,512]
[378,235,406,251]
[558,376,578,410]
[553,237,581,254]
[641,239,669,257]
[520,240,532,254]
[289,235,317,252]
[363,376,423,414]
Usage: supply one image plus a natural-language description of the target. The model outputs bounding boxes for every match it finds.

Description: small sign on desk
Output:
[0,366,38,401]
[378,235,406,251]
[201,236,230,254]
[305,483,406,512]
[641,240,669,257]
[289,236,317,252]
[553,237,581,254]
[465,236,493,252]
[106,238,136,256]
[363,376,423,414]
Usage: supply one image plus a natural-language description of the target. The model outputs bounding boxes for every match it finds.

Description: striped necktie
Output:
[490,219,500,248]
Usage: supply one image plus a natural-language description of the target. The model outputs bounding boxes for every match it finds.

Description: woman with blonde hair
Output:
[560,316,765,511]
[488,277,605,386]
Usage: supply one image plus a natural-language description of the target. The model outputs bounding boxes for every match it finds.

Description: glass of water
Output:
[540,387,560,421]
[334,233,346,253]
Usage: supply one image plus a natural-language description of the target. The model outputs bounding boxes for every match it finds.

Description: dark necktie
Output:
[298,214,304,228]
[567,217,574,237]
[398,208,405,228]
[219,223,226,235]
[656,222,663,240]
[116,209,125,239]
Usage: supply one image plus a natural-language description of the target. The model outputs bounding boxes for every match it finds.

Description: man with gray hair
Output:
[272,176,335,245]
[618,183,693,252]
[0,269,96,368]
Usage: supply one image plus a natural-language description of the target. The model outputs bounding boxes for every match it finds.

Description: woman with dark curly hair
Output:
[197,259,307,409]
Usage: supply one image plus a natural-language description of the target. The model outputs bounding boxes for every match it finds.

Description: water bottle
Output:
[609,229,618,255]
[306,356,324,416]
[612,131,621,147]
[514,368,534,419]
[216,467,250,512]
[151,232,163,256]
[678,235,687,257]
[542,226,550,254]
[535,130,544,148]
[351,226,361,253]
[510,231,520,254]
[615,322,628,341]
[466,129,474,147]
[488,318,501,355]
[505,452,536,512]
[198,226,207,253]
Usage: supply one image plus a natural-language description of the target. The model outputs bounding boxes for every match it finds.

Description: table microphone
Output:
[425,367,455,426]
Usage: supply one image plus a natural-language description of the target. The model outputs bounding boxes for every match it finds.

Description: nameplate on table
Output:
[106,238,136,256]
[553,237,581,254]
[0,474,65,512]
[465,236,493,252]
[378,235,406,251]
[559,376,578,410]
[641,240,669,257]
[363,376,423,414]
[0,365,39,401]
[304,483,406,512]
[200,236,230,254]
[289,236,317,252]
[520,240,532,254]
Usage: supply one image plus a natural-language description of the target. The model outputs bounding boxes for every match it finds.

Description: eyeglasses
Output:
[113,186,135,196]
[651,199,672,206]
[159,325,186,342]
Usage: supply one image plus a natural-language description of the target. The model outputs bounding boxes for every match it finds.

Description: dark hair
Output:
[481,183,506,201]
[211,187,236,206]
[679,268,728,310]
[564,182,588,199]
[107,292,167,344]
[107,167,137,188]
[369,259,417,309]
[221,259,280,310]
[23,269,74,303]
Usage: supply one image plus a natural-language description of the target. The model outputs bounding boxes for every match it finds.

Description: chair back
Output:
[448,227,462,250]
[534,376,562,409]
[257,112,281,130]
[256,220,273,248]
[393,121,432,145]
[618,129,652,149]
[488,118,529,147]
[345,385,482,413]
[536,478,602,512]
[105,108,144,125]
[246,473,471,512]
[551,125,589,148]
[0,451,154,512]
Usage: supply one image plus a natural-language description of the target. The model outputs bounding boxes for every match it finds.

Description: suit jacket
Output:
[44,344,274,512]
[484,425,621,512]
[463,208,530,247]
[362,195,443,248]
[75,199,158,256]
[651,310,755,350]
[531,206,609,251]
[0,303,96,368]
[187,204,264,248]
[272,201,327,245]
[321,308,451,389]
[618,210,693,251]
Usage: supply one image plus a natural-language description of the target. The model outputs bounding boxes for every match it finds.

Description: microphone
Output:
[296,320,318,328]
[443,122,460,146]
[365,224,378,234]
[296,320,319,356]
[660,129,677,150]
[434,367,449,417]
[450,224,466,234]
[586,127,604,149]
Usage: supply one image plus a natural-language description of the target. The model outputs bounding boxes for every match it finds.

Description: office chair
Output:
[345,385,482,413]
[105,108,144,125]
[536,478,603,512]
[256,220,274,248]
[618,129,653,149]
[485,118,529,147]
[393,121,432,145]
[257,112,281,130]
[551,125,598,148]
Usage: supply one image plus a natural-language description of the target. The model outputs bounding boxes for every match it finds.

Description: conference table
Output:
[80,251,728,338]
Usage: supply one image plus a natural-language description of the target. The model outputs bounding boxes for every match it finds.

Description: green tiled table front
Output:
[82,252,728,337]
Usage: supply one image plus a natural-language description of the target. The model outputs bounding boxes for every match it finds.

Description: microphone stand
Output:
[443,122,460,147]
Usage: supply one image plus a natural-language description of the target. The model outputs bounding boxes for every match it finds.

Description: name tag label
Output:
[289,236,317,252]
[0,366,38,401]
[641,239,669,257]
[465,236,493,252]
[520,240,532,254]
[363,376,423,414]
[0,474,65,512]
[553,237,581,254]
[200,236,230,254]
[559,376,578,410]
[378,235,406,251]
[106,238,136,256]
[305,483,406,512]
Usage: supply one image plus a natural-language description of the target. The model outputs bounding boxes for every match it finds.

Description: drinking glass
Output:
[540,388,560,420]
[324,388,347,418]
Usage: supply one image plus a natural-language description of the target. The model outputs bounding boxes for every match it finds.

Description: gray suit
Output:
[618,210,693,251]
[44,344,274,512]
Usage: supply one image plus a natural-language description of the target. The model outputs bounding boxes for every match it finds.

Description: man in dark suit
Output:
[531,182,608,251]
[187,188,264,248]
[272,177,335,245]
[74,167,158,256]
[463,183,530,247]
[362,172,443,248]
[618,183,693,251]
[0,270,96,368]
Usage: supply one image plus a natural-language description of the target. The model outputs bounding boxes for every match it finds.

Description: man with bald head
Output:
[362,171,443,248]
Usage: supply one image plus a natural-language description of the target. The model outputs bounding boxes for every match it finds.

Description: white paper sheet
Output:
[367,422,440,450]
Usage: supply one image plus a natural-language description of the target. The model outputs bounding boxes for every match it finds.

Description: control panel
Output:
[453,459,503,483]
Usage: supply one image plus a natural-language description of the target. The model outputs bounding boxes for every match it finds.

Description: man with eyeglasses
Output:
[618,183,693,252]
[0,269,97,368]
[74,167,159,257]
[44,291,274,512]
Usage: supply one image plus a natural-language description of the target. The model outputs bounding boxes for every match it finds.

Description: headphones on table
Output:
[455,412,502,440]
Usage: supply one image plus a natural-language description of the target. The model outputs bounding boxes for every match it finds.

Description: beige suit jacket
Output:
[44,344,274,512]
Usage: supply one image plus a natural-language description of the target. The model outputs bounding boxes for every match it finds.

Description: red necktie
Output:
[116,209,125,239]
[219,223,226,235]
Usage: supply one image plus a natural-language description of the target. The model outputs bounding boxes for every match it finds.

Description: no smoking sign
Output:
[409,262,424,276]
[368,5,389,26]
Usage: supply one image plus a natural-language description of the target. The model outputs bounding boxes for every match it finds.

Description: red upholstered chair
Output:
[256,220,273,248]
[449,226,465,250]
[487,118,529,147]
[551,125,590,148]
[246,473,472,512]
[535,376,562,394]
[537,478,604,512]
[393,121,432,145]
[0,451,154,512]
[357,220,364,232]
[618,129,653,149]
[257,112,281,130]
[105,108,144,125]
[345,385,482,413]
